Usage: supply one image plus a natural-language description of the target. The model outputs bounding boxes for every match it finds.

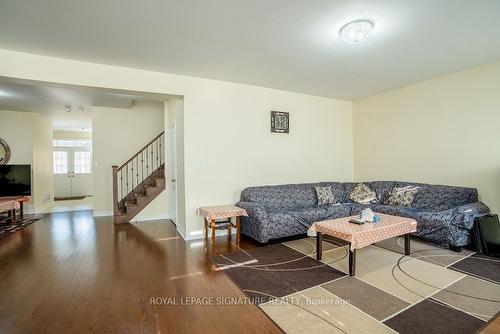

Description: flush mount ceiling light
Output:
[339,19,374,44]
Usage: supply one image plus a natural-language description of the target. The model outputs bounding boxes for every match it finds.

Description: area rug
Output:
[0,218,41,240]
[212,236,500,334]
[54,196,86,201]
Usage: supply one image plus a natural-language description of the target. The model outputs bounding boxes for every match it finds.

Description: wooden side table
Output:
[196,205,248,244]
[0,200,20,222]
[0,196,29,220]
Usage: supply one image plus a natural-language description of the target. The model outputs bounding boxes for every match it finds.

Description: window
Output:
[53,151,68,174]
[74,151,91,174]
[53,139,92,147]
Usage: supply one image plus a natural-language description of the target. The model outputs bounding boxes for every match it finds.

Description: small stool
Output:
[196,205,248,244]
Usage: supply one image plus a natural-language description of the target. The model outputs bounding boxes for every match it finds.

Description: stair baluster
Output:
[112,132,165,224]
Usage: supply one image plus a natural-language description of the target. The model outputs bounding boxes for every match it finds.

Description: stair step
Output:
[114,161,166,224]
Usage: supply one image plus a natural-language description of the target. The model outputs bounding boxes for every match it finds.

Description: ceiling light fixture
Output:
[339,19,374,44]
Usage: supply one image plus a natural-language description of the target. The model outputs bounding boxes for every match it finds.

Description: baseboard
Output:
[185,228,236,241]
[130,214,169,223]
[176,224,187,240]
[26,201,54,214]
[93,211,113,217]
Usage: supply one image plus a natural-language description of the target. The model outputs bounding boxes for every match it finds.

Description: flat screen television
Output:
[0,164,32,197]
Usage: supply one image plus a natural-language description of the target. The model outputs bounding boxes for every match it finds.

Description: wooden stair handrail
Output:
[112,131,165,222]
[117,131,164,171]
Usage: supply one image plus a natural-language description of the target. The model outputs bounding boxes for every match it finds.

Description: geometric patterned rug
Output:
[212,236,500,334]
[0,217,40,240]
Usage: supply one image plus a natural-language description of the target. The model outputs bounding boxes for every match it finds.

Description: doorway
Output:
[167,124,177,224]
[51,135,93,212]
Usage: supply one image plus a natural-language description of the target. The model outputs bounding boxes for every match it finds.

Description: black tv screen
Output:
[0,165,32,196]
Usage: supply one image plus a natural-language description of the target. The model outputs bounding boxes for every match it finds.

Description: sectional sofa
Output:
[236,181,490,250]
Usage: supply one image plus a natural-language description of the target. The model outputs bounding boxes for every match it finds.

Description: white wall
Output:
[0,110,54,210]
[0,49,354,239]
[92,101,167,219]
[353,61,500,214]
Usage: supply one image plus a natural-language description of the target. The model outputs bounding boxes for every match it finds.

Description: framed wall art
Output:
[270,111,289,133]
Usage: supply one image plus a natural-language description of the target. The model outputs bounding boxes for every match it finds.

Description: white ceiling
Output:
[0,0,499,100]
[0,80,167,132]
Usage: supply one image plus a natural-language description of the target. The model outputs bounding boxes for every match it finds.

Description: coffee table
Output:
[309,213,417,276]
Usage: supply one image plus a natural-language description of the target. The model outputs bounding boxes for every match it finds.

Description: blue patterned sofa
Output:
[236,181,490,249]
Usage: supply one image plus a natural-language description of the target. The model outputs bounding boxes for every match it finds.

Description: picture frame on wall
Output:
[270,111,289,133]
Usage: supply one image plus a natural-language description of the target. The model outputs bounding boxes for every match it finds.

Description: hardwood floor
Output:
[0,210,282,333]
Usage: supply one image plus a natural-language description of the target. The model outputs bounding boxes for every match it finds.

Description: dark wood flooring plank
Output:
[0,211,282,334]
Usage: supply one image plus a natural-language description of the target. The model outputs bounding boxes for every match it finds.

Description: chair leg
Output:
[236,216,241,244]
[211,219,216,244]
[204,219,208,241]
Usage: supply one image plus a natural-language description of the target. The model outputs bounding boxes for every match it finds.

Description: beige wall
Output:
[92,101,167,219]
[183,82,353,239]
[353,61,500,214]
[0,110,54,210]
[32,113,54,210]
[0,49,354,239]
[0,110,34,163]
[53,130,92,139]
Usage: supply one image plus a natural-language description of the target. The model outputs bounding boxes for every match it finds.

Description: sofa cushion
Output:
[349,183,377,204]
[385,186,420,207]
[324,204,352,219]
[348,203,374,216]
[313,182,346,203]
[372,204,415,217]
[315,186,337,205]
[240,183,319,211]
[369,181,396,203]
[268,205,350,229]
[394,182,478,211]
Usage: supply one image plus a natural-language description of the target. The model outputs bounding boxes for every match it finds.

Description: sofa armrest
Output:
[236,201,270,243]
[237,201,268,221]
[450,201,490,230]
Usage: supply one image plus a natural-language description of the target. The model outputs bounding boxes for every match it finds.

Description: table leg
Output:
[204,219,208,241]
[211,219,216,244]
[236,216,241,244]
[228,218,232,240]
[349,247,356,276]
[20,201,24,219]
[404,234,411,255]
[12,208,17,222]
[316,232,322,260]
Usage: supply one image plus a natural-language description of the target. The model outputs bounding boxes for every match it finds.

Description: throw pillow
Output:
[385,186,419,207]
[349,183,377,204]
[315,186,337,205]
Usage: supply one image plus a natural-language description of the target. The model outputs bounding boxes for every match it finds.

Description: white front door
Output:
[167,125,177,224]
[54,143,93,198]
[71,149,92,196]
[54,149,72,197]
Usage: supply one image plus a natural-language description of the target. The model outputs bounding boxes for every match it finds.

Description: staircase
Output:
[112,132,165,224]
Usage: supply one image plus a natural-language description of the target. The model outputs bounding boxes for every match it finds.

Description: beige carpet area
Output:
[213,236,500,334]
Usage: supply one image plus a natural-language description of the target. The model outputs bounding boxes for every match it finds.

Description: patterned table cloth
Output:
[0,200,20,213]
[309,213,417,250]
[196,205,248,221]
